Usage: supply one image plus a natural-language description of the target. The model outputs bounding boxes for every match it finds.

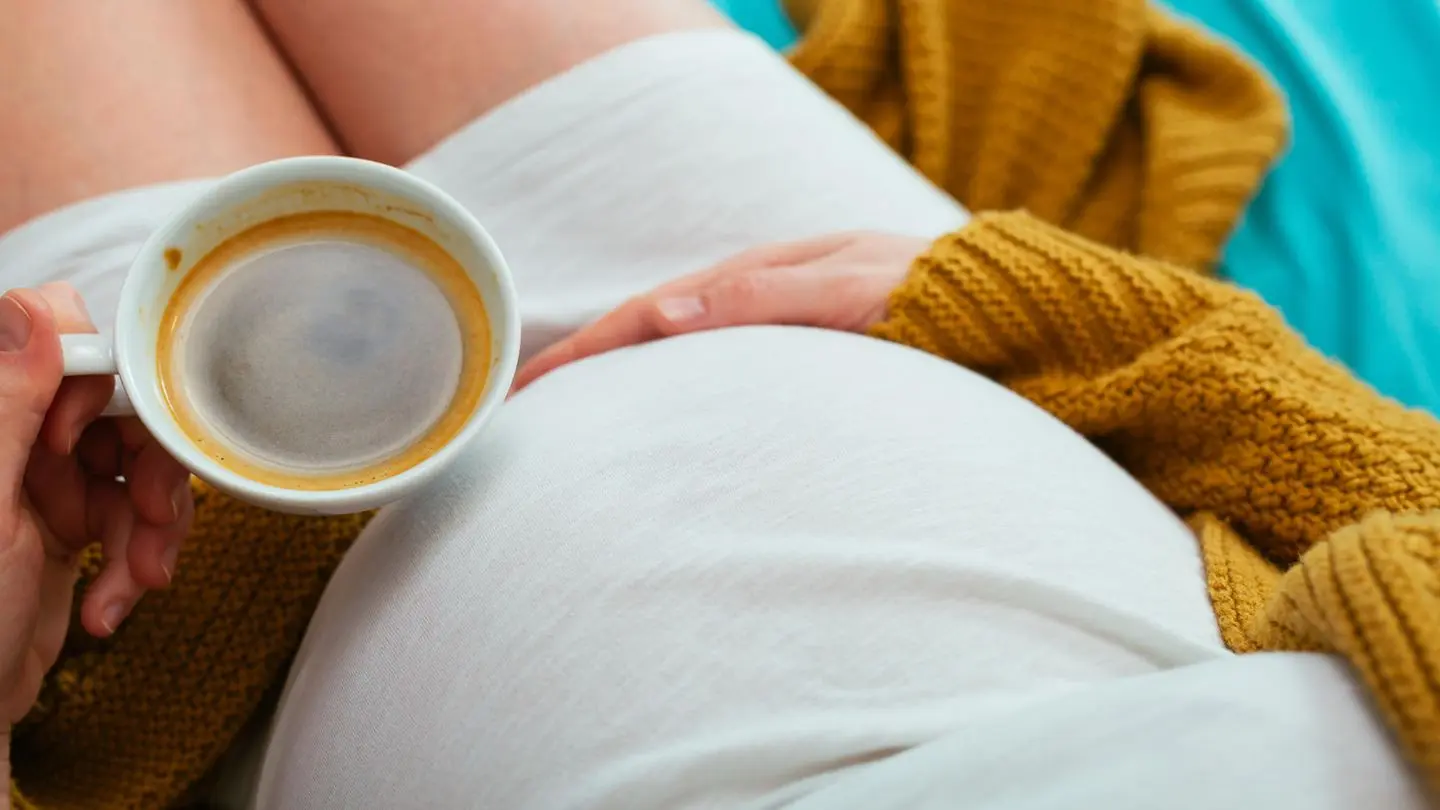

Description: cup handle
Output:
[60,333,135,417]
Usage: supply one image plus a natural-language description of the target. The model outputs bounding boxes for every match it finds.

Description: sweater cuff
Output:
[869,211,1232,378]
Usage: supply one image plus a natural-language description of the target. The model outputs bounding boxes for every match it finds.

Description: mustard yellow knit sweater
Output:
[19,0,1440,807]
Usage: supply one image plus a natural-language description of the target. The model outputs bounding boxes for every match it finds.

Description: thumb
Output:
[0,290,63,512]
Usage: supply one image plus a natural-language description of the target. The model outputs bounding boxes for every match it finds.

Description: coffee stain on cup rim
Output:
[164,247,183,271]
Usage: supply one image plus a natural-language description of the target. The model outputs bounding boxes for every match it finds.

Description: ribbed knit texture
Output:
[7,0,1316,807]
[871,212,1440,792]
[786,0,1287,269]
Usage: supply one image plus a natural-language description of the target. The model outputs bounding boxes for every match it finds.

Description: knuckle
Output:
[722,244,786,272]
[830,271,872,300]
[37,283,93,332]
[718,271,770,306]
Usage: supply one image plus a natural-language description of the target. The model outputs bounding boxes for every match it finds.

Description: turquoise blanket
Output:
[711,0,799,49]
[714,0,1440,414]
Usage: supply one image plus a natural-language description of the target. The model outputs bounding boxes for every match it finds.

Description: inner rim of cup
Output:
[114,157,519,512]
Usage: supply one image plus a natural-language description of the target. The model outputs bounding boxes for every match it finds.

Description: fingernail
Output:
[160,541,180,584]
[68,288,91,320]
[657,297,706,323]
[0,294,33,353]
[100,601,128,635]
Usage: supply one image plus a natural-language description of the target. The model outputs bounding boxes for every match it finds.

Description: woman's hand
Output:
[1,285,193,735]
[513,232,930,391]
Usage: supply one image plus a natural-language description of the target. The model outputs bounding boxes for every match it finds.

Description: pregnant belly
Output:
[243,326,1227,810]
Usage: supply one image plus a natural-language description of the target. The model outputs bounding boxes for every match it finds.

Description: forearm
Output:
[870,211,1440,563]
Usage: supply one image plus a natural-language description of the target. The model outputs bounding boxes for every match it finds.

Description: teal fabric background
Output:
[1162,0,1440,413]
[710,0,798,49]
[712,0,1440,414]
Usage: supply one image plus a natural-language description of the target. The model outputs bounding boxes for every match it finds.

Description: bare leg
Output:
[248,0,728,166]
[0,0,339,234]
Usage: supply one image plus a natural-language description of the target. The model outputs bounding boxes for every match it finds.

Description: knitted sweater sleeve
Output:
[871,211,1440,788]
[871,211,1440,563]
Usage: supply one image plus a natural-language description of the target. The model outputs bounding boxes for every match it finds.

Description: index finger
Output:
[512,296,676,392]
[24,284,114,549]
[0,290,64,511]
[36,283,113,456]
[511,235,866,393]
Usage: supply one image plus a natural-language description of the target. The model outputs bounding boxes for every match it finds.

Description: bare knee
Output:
[0,0,337,232]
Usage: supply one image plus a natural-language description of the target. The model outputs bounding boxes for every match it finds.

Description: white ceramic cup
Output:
[58,156,520,515]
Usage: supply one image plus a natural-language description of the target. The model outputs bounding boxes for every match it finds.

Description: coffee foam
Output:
[158,211,491,490]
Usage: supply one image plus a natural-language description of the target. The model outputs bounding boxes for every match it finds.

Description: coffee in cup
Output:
[157,209,493,491]
[57,157,520,515]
